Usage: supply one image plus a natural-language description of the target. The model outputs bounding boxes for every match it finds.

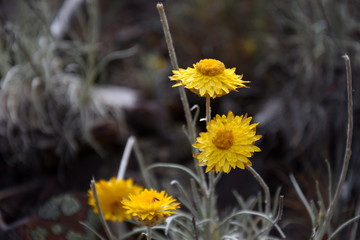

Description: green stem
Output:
[246,166,271,238]
[246,166,271,216]
[205,97,215,198]
[315,54,353,239]
[156,2,206,189]
[204,97,218,240]
[156,3,194,141]
[90,178,116,240]
[205,96,214,197]
[147,227,152,240]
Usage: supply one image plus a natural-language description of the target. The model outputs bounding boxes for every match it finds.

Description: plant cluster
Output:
[86,3,357,240]
[0,1,357,240]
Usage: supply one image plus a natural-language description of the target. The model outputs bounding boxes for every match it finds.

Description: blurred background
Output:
[0,0,359,239]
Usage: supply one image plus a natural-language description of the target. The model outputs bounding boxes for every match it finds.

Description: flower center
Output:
[110,201,122,215]
[212,130,234,150]
[195,59,225,76]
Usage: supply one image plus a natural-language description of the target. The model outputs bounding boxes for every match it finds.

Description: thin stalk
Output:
[350,202,360,240]
[21,0,54,38]
[117,136,135,180]
[156,3,194,141]
[133,138,156,189]
[205,97,211,122]
[325,159,332,206]
[147,227,152,240]
[208,172,215,198]
[156,3,178,71]
[51,0,86,39]
[90,178,116,240]
[329,215,360,240]
[290,174,315,227]
[204,97,218,240]
[204,97,213,196]
[4,26,43,78]
[192,217,199,240]
[205,97,214,196]
[82,0,99,105]
[246,166,271,216]
[252,196,285,240]
[79,221,106,240]
[207,170,218,240]
[156,2,206,189]
[315,54,353,239]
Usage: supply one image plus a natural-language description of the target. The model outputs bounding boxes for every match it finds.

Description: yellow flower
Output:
[193,111,262,173]
[88,178,143,222]
[122,189,180,226]
[170,59,249,98]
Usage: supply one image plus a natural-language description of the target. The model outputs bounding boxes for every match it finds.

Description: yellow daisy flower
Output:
[122,189,180,226]
[88,178,143,222]
[193,111,262,173]
[170,59,249,98]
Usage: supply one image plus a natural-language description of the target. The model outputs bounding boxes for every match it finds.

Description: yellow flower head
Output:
[170,59,249,98]
[88,178,143,222]
[193,111,262,173]
[122,189,180,226]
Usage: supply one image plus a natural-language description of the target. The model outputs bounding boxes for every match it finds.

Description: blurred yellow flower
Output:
[193,111,261,173]
[88,178,143,222]
[122,189,180,226]
[170,59,249,98]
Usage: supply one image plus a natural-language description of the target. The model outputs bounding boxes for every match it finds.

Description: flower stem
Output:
[147,227,152,240]
[156,3,194,140]
[205,97,211,122]
[156,2,206,187]
[205,97,215,197]
[246,166,271,216]
[315,54,353,240]
[156,3,178,70]
[204,96,218,240]
[90,178,116,240]
[204,96,214,196]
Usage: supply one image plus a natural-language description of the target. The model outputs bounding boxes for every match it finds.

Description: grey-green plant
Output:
[88,2,357,240]
[89,3,285,240]
[0,0,136,165]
